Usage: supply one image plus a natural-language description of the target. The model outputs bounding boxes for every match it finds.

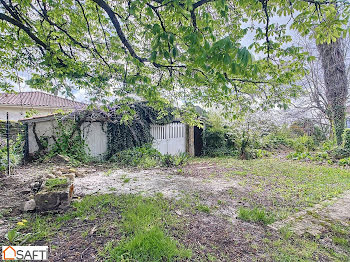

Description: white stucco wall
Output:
[0,106,71,121]
[81,122,108,158]
[27,120,57,154]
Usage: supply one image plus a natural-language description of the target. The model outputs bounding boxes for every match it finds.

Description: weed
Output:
[105,226,191,261]
[332,237,349,247]
[195,204,211,213]
[238,207,275,225]
[45,178,68,190]
[123,178,131,183]
[102,194,192,261]
[104,169,112,176]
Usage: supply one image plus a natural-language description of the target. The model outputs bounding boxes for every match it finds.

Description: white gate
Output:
[150,123,186,155]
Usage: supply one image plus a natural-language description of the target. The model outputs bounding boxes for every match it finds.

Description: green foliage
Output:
[329,147,350,160]
[45,178,68,191]
[109,144,161,168]
[0,134,23,173]
[202,114,238,157]
[292,135,315,153]
[237,207,275,225]
[44,118,90,163]
[338,157,350,166]
[195,204,211,213]
[161,153,189,168]
[261,132,294,150]
[25,109,39,119]
[287,151,312,160]
[106,103,173,157]
[322,140,337,151]
[343,128,350,150]
[109,144,189,168]
[1,0,347,120]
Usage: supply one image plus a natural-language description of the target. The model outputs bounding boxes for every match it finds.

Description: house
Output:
[0,91,86,121]
[20,111,203,158]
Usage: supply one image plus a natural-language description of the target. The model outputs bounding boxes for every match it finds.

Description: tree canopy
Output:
[0,0,349,119]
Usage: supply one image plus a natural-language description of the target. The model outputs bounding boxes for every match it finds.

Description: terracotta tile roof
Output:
[0,91,86,109]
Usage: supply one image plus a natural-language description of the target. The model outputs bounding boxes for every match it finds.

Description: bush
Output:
[292,135,315,153]
[203,128,238,157]
[287,151,312,160]
[339,157,350,166]
[109,144,161,168]
[0,134,23,173]
[261,131,293,150]
[328,147,350,160]
[343,128,350,150]
[109,145,189,168]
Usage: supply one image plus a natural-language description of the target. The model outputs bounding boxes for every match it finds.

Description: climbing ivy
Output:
[106,102,173,158]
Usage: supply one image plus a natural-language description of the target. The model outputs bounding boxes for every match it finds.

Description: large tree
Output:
[317,38,348,144]
[0,0,349,120]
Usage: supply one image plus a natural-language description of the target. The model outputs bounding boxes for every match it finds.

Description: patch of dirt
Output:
[178,211,273,261]
[269,190,350,236]
[73,168,242,198]
[181,161,238,179]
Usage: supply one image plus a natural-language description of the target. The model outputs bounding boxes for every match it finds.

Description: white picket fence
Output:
[150,122,186,155]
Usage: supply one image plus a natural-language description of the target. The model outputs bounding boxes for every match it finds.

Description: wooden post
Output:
[188,125,195,156]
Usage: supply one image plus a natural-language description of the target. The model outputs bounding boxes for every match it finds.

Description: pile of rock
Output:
[48,167,86,180]
[21,166,97,212]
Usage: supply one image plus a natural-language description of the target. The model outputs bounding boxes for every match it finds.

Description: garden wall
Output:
[22,115,189,159]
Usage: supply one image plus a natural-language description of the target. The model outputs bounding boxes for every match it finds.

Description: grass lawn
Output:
[208,158,350,219]
[2,157,350,261]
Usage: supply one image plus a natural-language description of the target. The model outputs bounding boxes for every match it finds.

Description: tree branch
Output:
[92,0,146,63]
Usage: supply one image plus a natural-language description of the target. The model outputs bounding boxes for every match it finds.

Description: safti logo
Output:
[2,246,48,261]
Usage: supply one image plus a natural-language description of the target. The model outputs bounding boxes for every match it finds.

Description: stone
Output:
[51,154,70,164]
[34,190,72,212]
[20,189,32,195]
[74,171,85,178]
[46,173,56,179]
[64,173,75,181]
[175,210,182,216]
[30,181,43,193]
[52,170,62,176]
[21,199,36,212]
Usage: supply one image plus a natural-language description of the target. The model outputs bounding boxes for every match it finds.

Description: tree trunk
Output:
[317,38,348,145]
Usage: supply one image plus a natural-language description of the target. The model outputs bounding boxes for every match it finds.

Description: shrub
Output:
[41,119,90,164]
[287,151,311,160]
[261,132,293,150]
[322,140,336,151]
[292,135,315,153]
[343,128,350,150]
[329,147,350,160]
[110,145,189,168]
[339,157,350,166]
[0,134,23,173]
[203,128,238,157]
[159,153,189,168]
[109,144,161,168]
